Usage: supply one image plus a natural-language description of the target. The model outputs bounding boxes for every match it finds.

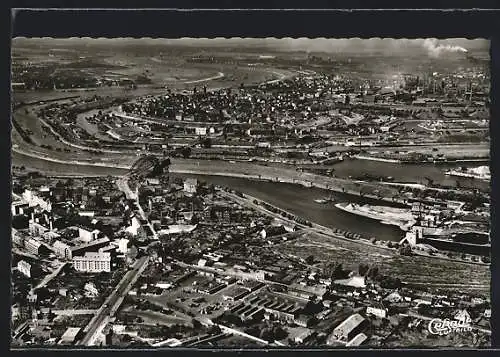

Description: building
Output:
[11,201,29,216]
[29,220,50,236]
[366,303,388,319]
[293,328,314,344]
[294,314,312,327]
[11,304,21,321]
[126,216,142,237]
[246,293,303,323]
[71,237,111,257]
[59,327,82,345]
[17,260,36,278]
[84,282,99,297]
[27,290,37,304]
[78,227,100,243]
[346,332,368,347]
[53,240,73,260]
[222,287,250,302]
[117,238,129,254]
[454,309,472,324]
[24,237,43,255]
[334,275,366,288]
[184,178,198,194]
[22,189,52,212]
[195,127,207,136]
[73,252,111,273]
[328,313,366,343]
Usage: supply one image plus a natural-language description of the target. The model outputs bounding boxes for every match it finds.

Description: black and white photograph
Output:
[10,33,491,348]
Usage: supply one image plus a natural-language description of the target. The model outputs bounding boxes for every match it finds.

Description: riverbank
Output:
[221,188,488,267]
[354,155,400,163]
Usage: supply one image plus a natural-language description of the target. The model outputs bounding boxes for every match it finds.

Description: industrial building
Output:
[73,252,112,273]
[328,313,366,343]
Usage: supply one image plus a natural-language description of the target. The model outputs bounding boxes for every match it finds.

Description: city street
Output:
[78,256,150,346]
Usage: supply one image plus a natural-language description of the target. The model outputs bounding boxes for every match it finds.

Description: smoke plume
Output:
[422,39,468,57]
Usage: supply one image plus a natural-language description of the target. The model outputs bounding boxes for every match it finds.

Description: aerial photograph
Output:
[10,37,491,348]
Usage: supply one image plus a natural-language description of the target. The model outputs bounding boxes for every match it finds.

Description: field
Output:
[278,231,490,293]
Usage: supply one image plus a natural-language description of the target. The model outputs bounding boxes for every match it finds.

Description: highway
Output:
[78,256,150,346]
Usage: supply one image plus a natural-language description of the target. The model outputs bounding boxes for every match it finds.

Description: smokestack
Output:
[30,212,34,222]
[49,219,53,231]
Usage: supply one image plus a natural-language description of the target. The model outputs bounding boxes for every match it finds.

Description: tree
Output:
[358,263,370,276]
[399,245,413,256]
[202,137,212,148]
[181,147,192,158]
[367,266,379,280]
[331,263,348,280]
[192,318,202,329]
[380,276,402,289]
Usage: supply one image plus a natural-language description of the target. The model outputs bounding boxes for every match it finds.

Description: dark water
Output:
[14,151,489,243]
[175,173,406,242]
[330,158,490,192]
[12,152,128,177]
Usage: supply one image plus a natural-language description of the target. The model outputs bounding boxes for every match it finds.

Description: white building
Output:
[195,127,207,136]
[60,327,81,344]
[366,303,388,319]
[126,216,142,236]
[78,227,100,243]
[328,313,366,343]
[17,260,32,278]
[53,240,73,260]
[346,332,368,347]
[84,282,99,297]
[73,252,111,273]
[454,309,472,324]
[184,178,198,194]
[11,201,29,216]
[117,238,129,254]
[22,189,52,212]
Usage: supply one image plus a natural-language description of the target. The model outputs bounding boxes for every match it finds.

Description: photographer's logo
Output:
[428,310,472,335]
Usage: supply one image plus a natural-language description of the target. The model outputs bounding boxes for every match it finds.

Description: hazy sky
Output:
[13,37,489,57]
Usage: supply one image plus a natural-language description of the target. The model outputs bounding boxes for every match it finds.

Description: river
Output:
[330,158,490,192]
[174,173,406,242]
[12,151,489,242]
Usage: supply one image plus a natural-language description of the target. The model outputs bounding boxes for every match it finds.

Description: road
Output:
[116,176,159,240]
[35,262,67,289]
[193,316,269,346]
[52,309,98,316]
[401,281,490,289]
[78,256,150,346]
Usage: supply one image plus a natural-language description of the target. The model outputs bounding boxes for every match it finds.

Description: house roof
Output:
[334,313,365,334]
[60,327,81,342]
[346,332,368,347]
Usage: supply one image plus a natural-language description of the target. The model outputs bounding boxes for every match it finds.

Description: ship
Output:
[314,193,335,204]
[314,198,329,204]
[445,165,490,181]
[335,202,416,230]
